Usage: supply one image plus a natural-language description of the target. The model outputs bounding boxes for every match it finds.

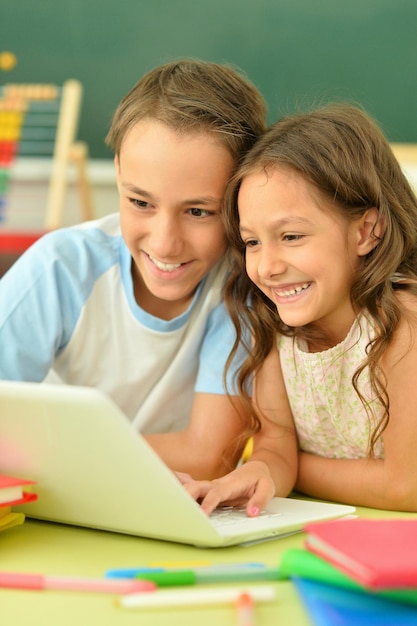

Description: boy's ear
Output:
[356,207,383,256]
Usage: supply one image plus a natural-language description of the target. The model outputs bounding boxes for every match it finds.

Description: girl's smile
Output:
[238,166,366,346]
[271,281,311,300]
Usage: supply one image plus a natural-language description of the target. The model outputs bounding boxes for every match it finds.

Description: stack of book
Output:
[280,518,417,625]
[0,474,37,531]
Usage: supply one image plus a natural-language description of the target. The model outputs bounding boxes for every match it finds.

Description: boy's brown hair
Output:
[105,59,266,163]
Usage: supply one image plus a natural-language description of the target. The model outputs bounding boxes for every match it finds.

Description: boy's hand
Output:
[183,460,276,516]
[174,471,194,485]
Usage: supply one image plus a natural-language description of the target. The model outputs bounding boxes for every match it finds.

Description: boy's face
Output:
[116,119,234,319]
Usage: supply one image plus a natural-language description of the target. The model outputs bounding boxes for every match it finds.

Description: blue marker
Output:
[106,562,281,586]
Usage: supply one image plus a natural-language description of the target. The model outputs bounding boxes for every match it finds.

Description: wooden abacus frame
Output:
[0,79,94,231]
[45,79,94,229]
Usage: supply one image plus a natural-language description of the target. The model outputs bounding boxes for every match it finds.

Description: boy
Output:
[0,59,266,478]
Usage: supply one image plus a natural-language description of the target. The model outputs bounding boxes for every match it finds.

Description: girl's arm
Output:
[184,344,298,514]
[297,302,417,512]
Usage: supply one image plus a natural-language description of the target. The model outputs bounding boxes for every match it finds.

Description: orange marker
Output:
[235,591,257,626]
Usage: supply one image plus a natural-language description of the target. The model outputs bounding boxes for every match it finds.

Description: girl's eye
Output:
[188,208,211,218]
[283,233,303,241]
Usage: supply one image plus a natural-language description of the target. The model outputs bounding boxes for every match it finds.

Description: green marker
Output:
[135,566,281,587]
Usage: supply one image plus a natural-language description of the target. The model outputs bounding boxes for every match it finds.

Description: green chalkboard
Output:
[2,0,416,158]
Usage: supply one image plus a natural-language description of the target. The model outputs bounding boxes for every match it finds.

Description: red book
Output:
[0,474,37,506]
[304,518,417,590]
[0,231,45,253]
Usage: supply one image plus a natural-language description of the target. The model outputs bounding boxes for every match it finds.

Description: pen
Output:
[115,584,276,609]
[235,592,256,626]
[0,572,156,594]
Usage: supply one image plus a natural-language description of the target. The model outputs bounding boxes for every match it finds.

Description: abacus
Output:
[0,80,93,232]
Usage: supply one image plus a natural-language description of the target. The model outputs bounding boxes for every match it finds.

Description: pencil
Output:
[115,585,276,609]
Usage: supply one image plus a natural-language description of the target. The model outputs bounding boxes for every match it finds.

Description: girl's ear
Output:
[356,207,383,256]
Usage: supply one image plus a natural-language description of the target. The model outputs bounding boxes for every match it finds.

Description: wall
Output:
[1,0,417,158]
[6,159,118,230]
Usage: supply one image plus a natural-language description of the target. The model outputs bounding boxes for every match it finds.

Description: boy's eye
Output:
[188,208,211,217]
[244,238,260,248]
[130,198,152,208]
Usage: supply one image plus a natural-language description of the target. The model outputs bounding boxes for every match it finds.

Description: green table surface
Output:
[1,505,415,626]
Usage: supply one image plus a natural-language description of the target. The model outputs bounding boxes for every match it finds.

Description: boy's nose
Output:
[148,214,183,259]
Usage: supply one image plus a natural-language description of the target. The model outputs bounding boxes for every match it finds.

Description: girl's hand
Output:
[183,460,276,516]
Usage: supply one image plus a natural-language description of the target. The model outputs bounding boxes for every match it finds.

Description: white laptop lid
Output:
[0,381,355,547]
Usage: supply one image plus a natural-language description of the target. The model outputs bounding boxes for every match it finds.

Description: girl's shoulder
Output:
[396,289,417,320]
[382,291,417,366]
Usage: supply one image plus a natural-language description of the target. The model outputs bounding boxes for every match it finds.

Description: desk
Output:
[1,507,415,626]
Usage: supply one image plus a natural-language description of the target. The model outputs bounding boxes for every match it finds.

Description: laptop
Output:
[0,380,355,547]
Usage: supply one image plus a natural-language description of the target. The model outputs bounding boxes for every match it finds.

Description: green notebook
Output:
[280,548,417,606]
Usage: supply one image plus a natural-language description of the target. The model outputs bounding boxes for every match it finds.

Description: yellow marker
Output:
[148,560,212,568]
[242,436,254,462]
[0,52,17,71]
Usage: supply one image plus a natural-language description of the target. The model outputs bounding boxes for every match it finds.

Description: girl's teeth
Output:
[277,283,309,297]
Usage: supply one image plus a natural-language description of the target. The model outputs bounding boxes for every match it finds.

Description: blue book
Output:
[293,577,417,626]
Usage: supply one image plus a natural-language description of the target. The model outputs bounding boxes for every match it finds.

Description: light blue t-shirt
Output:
[0,213,244,433]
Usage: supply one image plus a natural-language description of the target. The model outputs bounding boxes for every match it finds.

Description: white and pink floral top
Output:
[277,315,384,459]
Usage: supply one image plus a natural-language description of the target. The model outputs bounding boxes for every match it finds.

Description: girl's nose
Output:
[256,246,287,281]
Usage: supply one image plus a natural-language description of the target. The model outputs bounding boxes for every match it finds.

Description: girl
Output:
[185,103,417,513]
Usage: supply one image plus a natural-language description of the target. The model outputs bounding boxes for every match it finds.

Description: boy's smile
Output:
[116,119,234,319]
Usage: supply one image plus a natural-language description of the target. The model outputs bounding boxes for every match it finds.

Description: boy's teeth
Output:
[278,283,309,297]
[150,255,181,272]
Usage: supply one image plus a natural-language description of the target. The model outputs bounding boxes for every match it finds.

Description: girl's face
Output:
[238,166,368,348]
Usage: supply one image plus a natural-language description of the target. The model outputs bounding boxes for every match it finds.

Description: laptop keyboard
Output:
[209,505,282,528]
